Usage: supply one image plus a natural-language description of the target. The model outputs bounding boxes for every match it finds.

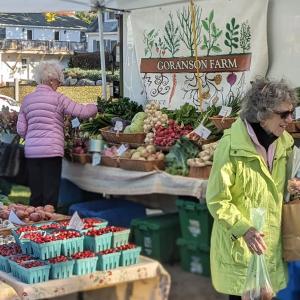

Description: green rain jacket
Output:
[206,118,293,296]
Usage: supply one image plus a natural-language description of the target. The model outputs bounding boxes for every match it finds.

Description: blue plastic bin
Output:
[69,198,146,227]
[58,179,105,214]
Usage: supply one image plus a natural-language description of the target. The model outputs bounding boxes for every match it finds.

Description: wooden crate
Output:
[100,127,146,144]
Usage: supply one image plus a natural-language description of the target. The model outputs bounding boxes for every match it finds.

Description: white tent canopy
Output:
[0,0,185,12]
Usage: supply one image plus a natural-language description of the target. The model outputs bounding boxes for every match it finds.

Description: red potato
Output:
[16,210,29,220]
[35,206,44,211]
[26,206,35,214]
[29,213,42,222]
[44,205,55,213]
[0,210,9,220]
[44,212,53,220]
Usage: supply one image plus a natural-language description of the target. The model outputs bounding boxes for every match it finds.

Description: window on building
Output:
[54,31,60,41]
[93,40,100,52]
[21,59,27,69]
[27,30,32,40]
[104,11,115,21]
[80,32,86,43]
[0,28,5,39]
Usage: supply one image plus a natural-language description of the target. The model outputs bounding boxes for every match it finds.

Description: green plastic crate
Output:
[176,198,213,248]
[130,213,180,263]
[177,238,210,277]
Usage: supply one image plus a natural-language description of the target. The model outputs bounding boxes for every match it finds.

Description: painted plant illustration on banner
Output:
[131,0,268,109]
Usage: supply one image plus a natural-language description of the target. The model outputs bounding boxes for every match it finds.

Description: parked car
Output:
[0,94,19,112]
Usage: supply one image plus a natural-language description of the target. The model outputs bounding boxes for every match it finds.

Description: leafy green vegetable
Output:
[165,137,199,176]
[97,97,143,121]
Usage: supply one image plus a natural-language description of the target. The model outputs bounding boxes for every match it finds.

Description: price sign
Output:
[71,117,80,128]
[0,202,3,209]
[92,153,101,166]
[67,211,84,231]
[114,121,123,132]
[194,124,211,140]
[8,210,25,225]
[219,106,232,117]
[117,144,128,156]
[295,107,300,120]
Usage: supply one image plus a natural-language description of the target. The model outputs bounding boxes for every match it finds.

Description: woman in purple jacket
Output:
[17,60,97,208]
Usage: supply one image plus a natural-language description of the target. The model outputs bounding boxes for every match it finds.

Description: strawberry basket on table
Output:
[8,254,33,277]
[81,218,108,233]
[117,244,141,267]
[12,226,40,255]
[72,251,98,275]
[29,234,63,260]
[84,228,112,252]
[54,230,84,257]
[48,256,75,280]
[0,243,21,272]
[108,226,131,248]
[14,260,50,284]
[96,248,121,271]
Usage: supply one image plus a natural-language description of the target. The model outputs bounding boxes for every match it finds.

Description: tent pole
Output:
[118,14,124,98]
[97,8,107,100]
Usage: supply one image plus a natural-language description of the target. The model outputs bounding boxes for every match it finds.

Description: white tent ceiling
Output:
[0,0,186,12]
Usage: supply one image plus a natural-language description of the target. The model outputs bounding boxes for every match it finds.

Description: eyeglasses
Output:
[272,109,294,119]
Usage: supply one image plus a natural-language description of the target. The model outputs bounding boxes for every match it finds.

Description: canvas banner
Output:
[131,0,269,109]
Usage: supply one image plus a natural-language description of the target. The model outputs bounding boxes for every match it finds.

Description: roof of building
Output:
[87,18,118,33]
[0,13,88,29]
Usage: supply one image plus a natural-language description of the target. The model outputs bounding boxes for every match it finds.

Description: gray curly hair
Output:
[240,78,297,122]
[33,60,64,85]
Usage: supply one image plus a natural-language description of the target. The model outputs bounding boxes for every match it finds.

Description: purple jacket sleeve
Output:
[17,108,28,138]
[58,93,97,119]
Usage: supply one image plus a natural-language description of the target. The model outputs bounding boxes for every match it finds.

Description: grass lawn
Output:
[8,185,30,205]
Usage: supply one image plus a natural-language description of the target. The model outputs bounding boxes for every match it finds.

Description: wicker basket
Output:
[286,121,300,133]
[100,127,146,144]
[188,165,212,179]
[100,156,120,168]
[72,153,91,164]
[119,158,165,172]
[209,116,237,130]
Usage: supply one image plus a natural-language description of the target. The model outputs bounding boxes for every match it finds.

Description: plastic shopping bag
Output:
[242,208,273,300]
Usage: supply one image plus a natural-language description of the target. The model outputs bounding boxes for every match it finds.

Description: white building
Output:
[0,13,88,84]
[86,12,119,53]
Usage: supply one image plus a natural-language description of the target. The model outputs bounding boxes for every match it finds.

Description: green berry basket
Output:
[31,240,62,260]
[12,230,34,255]
[84,232,112,252]
[14,262,50,284]
[73,256,98,275]
[120,246,141,266]
[61,236,84,256]
[96,251,121,271]
[50,260,75,279]
[0,256,10,272]
[111,229,130,248]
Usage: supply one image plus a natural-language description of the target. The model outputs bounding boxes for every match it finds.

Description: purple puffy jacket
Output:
[17,84,97,158]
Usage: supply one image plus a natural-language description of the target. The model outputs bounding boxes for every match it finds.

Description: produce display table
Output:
[61,159,208,199]
[0,256,170,300]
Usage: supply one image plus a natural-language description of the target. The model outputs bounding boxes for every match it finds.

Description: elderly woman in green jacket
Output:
[206,78,297,300]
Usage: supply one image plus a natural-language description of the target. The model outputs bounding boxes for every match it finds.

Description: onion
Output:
[29,213,42,222]
[44,205,55,213]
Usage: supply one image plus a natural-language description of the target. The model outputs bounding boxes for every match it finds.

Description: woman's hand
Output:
[243,227,267,255]
[287,178,300,195]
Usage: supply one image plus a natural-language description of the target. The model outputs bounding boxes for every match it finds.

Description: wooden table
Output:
[0,256,170,300]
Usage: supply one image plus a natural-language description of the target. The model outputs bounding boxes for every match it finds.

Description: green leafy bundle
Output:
[165,137,199,176]
[97,97,143,121]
